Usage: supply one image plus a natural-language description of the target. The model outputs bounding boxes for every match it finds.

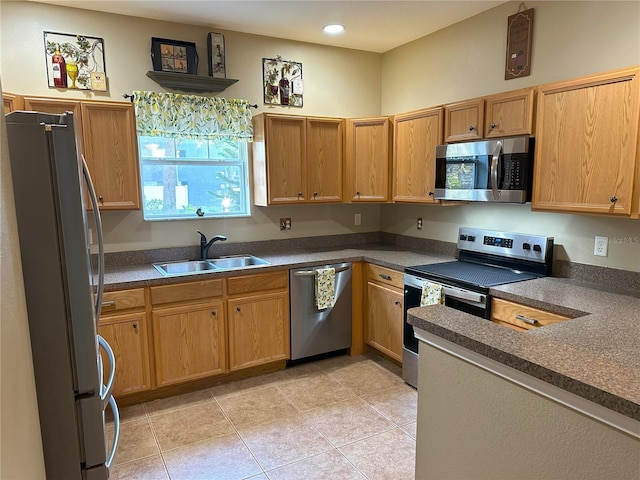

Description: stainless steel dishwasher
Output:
[289,263,352,361]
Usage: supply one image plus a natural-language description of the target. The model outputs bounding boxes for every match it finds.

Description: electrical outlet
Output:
[594,236,608,257]
[354,213,361,226]
[280,218,291,230]
[417,218,423,230]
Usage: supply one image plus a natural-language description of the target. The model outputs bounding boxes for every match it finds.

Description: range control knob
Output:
[522,242,531,251]
[533,244,542,252]
[467,235,476,242]
[459,234,468,241]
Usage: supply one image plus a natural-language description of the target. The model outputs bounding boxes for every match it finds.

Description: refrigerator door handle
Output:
[105,395,120,469]
[97,335,116,404]
[82,154,105,322]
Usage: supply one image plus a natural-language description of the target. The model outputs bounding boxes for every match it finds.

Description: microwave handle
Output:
[490,141,502,201]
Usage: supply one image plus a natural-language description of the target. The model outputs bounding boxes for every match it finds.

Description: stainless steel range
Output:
[402,227,554,387]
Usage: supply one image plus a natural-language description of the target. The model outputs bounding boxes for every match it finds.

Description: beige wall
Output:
[0,81,46,479]
[381,1,640,271]
[0,1,383,252]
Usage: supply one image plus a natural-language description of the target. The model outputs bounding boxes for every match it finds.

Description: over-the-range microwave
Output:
[434,136,534,203]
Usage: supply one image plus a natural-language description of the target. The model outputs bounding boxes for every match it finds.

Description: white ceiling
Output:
[29,0,507,53]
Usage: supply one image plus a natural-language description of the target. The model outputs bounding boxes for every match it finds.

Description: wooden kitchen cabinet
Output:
[227,271,290,371]
[98,287,152,396]
[484,88,535,138]
[252,113,343,205]
[21,96,141,211]
[532,67,640,216]
[151,300,226,387]
[393,106,443,203]
[444,88,535,142]
[491,298,569,332]
[365,264,404,362]
[150,278,226,387]
[3,92,23,114]
[345,117,391,202]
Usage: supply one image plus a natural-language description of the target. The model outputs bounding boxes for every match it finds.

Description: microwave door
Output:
[490,140,503,201]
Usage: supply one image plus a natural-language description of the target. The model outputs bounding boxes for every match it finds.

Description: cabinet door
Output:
[345,117,391,202]
[228,291,289,371]
[152,300,226,387]
[264,115,307,203]
[307,117,343,202]
[3,93,23,114]
[22,97,83,149]
[98,312,152,396]
[485,88,534,138]
[366,282,403,362]
[393,107,443,203]
[533,68,640,215]
[444,99,484,143]
[81,101,141,210]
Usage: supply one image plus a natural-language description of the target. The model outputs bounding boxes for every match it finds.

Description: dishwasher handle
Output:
[293,265,350,277]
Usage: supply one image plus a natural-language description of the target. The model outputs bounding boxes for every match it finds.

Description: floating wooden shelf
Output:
[146,71,238,93]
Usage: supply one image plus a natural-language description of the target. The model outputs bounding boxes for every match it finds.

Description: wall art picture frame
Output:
[151,37,198,74]
[505,7,534,79]
[207,32,226,78]
[44,31,107,90]
[263,56,303,107]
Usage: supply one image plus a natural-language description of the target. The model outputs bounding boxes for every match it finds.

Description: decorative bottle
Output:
[51,45,67,88]
[279,68,290,105]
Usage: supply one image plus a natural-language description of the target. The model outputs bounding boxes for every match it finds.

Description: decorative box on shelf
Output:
[146,71,238,93]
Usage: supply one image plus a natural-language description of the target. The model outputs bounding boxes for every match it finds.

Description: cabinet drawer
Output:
[367,264,403,290]
[491,298,569,331]
[150,279,223,305]
[100,288,145,314]
[227,271,288,296]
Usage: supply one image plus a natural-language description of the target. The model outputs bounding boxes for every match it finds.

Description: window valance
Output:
[132,90,253,141]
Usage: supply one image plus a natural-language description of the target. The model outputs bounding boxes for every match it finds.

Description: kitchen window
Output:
[138,135,250,220]
[133,90,254,221]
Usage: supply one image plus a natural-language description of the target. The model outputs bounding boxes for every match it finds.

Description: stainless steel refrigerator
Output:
[6,111,119,479]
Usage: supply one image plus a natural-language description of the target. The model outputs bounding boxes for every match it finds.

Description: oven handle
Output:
[441,285,485,304]
[490,141,502,201]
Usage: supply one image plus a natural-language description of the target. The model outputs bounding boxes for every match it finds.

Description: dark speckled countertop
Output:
[408,278,640,422]
[102,243,639,422]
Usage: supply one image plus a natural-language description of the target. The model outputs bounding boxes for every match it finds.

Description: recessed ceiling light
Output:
[323,24,345,34]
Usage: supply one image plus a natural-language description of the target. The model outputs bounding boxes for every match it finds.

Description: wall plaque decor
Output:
[44,31,106,90]
[263,56,303,107]
[207,32,226,78]
[151,37,198,74]
[505,7,534,80]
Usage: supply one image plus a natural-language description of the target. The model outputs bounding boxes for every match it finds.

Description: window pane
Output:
[175,138,208,159]
[138,136,176,158]
[208,138,240,160]
[141,163,247,218]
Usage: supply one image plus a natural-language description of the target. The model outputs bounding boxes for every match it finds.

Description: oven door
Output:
[402,273,488,387]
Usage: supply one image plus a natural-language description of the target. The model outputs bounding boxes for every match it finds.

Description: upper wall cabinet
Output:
[3,92,23,114]
[344,117,391,202]
[392,106,443,203]
[532,66,640,217]
[21,96,141,211]
[444,88,535,143]
[252,113,343,206]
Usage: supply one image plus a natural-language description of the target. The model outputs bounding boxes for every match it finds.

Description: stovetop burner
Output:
[406,261,538,288]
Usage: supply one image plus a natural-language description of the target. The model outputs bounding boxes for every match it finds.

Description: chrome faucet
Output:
[197,231,227,260]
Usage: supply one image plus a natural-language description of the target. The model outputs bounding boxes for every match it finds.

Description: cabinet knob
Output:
[211,310,217,316]
[356,191,360,196]
[313,192,318,196]
[132,322,138,330]
[98,195,104,202]
[395,301,401,306]
[236,307,241,313]
[490,122,497,129]
[428,191,434,196]
[469,125,475,131]
[610,195,618,203]
[297,192,303,197]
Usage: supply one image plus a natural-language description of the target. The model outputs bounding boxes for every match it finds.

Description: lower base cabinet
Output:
[366,282,403,362]
[151,300,226,387]
[98,312,152,396]
[228,291,290,371]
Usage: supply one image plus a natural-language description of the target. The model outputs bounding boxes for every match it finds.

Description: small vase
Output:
[66,63,79,89]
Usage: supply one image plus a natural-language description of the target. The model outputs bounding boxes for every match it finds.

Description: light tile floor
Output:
[108,353,417,480]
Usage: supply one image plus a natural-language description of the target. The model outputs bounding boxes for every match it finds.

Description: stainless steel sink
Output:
[209,255,270,269]
[153,260,221,276]
[153,255,270,276]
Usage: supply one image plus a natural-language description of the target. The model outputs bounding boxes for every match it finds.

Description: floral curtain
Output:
[132,90,253,141]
